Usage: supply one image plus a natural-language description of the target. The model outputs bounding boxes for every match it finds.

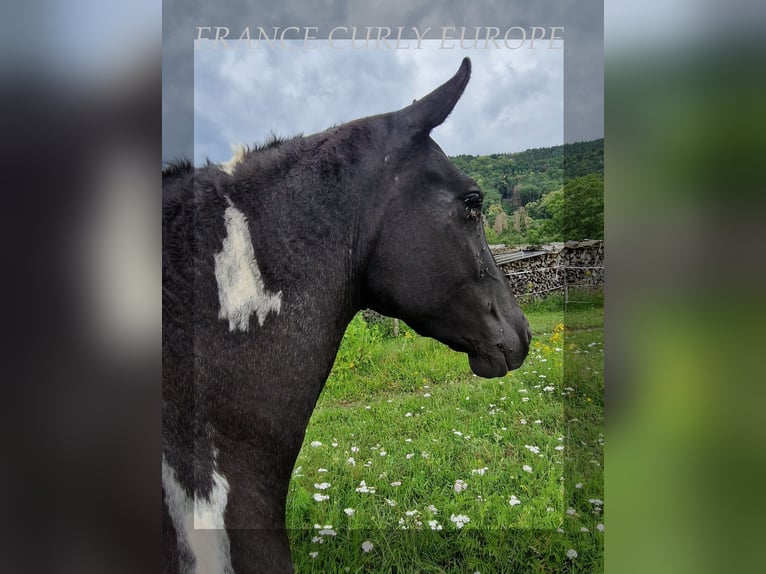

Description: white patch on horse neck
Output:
[219,144,246,175]
[214,200,282,331]
[162,455,233,574]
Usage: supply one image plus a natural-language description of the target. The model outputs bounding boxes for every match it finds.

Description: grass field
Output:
[286,293,604,573]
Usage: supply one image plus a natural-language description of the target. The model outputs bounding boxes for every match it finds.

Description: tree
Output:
[493,210,508,234]
[563,174,604,240]
[513,206,531,234]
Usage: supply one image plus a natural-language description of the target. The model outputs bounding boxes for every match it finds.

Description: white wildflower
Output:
[509,495,522,506]
[344,508,355,516]
[566,548,578,559]
[454,479,468,493]
[310,441,322,448]
[361,541,374,553]
[355,480,375,494]
[450,514,471,529]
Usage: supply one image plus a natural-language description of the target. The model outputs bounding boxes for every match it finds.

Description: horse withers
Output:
[162,57,531,573]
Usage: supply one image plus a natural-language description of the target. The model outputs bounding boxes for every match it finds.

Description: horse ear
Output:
[400,57,471,137]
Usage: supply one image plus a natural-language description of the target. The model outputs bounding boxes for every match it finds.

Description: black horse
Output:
[162,58,531,573]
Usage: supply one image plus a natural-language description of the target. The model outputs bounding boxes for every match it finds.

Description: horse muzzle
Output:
[467,321,531,378]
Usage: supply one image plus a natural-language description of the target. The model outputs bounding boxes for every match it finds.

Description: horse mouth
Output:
[467,353,507,378]
[468,343,527,378]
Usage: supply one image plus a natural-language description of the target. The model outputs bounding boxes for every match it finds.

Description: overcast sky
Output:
[193,41,563,164]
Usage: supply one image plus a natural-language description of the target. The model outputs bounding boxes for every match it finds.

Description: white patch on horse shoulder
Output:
[219,144,246,175]
[214,201,282,331]
[162,456,233,574]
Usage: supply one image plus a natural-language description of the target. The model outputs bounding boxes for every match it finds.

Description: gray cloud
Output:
[193,43,563,163]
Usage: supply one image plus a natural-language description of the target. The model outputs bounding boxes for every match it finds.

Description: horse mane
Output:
[246,133,297,155]
[162,158,193,178]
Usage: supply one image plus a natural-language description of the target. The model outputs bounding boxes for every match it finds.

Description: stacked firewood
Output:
[501,255,562,297]
[557,240,604,290]
[492,240,604,300]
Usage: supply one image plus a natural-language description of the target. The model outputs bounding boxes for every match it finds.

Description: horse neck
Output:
[227,146,366,370]
[200,156,366,459]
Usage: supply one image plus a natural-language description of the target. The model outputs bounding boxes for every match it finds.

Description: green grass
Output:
[286,294,604,572]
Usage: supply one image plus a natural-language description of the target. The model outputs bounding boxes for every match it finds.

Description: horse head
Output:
[360,58,531,377]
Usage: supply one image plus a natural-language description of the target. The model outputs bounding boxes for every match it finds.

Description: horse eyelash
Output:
[464,206,482,221]
[463,193,482,221]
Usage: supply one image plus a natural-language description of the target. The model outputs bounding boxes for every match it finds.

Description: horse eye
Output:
[464,193,482,209]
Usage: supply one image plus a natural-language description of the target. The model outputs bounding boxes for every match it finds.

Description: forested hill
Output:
[449,138,603,245]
